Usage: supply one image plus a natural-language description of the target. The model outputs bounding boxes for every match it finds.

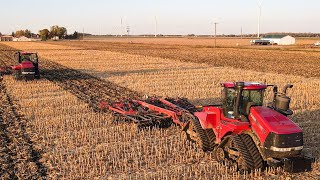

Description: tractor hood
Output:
[250,106,302,135]
[11,61,34,70]
[250,106,302,134]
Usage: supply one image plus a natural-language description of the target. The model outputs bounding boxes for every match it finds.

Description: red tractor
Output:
[184,82,313,172]
[100,82,313,173]
[0,52,40,80]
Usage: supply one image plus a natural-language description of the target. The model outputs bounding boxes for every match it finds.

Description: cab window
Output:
[242,90,263,106]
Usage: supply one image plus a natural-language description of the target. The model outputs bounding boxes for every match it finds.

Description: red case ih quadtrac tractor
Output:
[100,82,313,173]
[188,82,313,172]
[0,52,40,80]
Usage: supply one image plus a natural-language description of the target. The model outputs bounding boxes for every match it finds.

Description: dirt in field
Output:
[46,41,320,78]
[0,45,141,109]
[0,60,47,179]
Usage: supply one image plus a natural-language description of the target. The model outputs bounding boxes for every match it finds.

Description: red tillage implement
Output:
[100,97,192,128]
[100,82,314,173]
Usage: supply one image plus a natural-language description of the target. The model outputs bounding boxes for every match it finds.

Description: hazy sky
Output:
[1,0,319,35]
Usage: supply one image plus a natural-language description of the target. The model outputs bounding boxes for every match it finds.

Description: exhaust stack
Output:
[273,84,293,116]
[234,82,245,119]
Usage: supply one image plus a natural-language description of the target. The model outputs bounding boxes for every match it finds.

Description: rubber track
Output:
[191,116,215,151]
[233,134,264,171]
[241,134,264,169]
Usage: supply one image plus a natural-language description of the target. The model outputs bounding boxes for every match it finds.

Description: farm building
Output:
[13,36,32,42]
[0,35,13,41]
[261,34,295,45]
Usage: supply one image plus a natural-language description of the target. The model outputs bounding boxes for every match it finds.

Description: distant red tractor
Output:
[0,52,40,80]
[101,82,313,173]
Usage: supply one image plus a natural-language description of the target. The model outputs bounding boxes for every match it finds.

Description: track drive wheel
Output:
[232,134,264,172]
[184,114,216,151]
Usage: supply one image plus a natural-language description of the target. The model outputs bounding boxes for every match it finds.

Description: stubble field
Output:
[0,39,319,179]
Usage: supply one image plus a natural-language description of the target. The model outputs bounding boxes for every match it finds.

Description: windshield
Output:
[222,88,236,117]
[20,54,37,63]
[242,90,263,106]
[240,89,263,115]
[223,88,264,118]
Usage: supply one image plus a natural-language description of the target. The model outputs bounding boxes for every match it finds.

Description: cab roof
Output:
[221,82,267,90]
[20,52,36,55]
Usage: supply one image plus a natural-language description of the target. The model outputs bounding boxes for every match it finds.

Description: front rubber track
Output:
[233,134,264,172]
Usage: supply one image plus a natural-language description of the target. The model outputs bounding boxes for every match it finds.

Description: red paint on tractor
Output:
[11,61,35,70]
[249,106,302,145]
[222,82,267,90]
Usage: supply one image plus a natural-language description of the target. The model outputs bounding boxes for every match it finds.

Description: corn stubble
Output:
[1,42,319,179]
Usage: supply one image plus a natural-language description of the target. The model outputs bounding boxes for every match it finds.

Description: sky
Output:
[0,0,319,35]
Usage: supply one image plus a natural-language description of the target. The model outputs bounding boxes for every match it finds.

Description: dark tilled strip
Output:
[0,74,46,179]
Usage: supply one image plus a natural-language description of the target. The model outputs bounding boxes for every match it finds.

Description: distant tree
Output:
[39,29,50,41]
[50,25,59,38]
[0,32,2,36]
[73,31,79,39]
[11,32,15,37]
[24,29,32,38]
[187,34,195,37]
[58,27,67,39]
[15,30,25,37]
[50,25,67,39]
[65,31,80,40]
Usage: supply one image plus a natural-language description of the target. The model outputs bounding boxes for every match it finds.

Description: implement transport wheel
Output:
[184,114,216,151]
[232,134,264,172]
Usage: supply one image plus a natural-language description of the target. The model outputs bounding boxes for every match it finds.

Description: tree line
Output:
[39,25,82,40]
[7,25,81,41]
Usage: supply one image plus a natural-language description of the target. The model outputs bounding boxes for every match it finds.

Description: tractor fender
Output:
[194,112,216,129]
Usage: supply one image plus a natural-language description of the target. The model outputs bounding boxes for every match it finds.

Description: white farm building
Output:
[261,34,295,45]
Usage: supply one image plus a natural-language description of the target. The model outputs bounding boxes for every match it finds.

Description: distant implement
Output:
[0,52,40,80]
[101,82,314,173]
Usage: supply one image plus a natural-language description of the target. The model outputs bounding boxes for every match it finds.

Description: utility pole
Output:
[214,22,218,48]
[257,0,264,38]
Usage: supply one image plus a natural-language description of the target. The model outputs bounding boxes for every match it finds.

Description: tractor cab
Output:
[10,51,40,80]
[221,82,267,120]
[16,52,38,64]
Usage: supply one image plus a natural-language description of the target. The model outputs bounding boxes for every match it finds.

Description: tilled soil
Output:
[46,41,320,78]
[0,44,141,179]
[0,60,46,179]
[0,45,141,111]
